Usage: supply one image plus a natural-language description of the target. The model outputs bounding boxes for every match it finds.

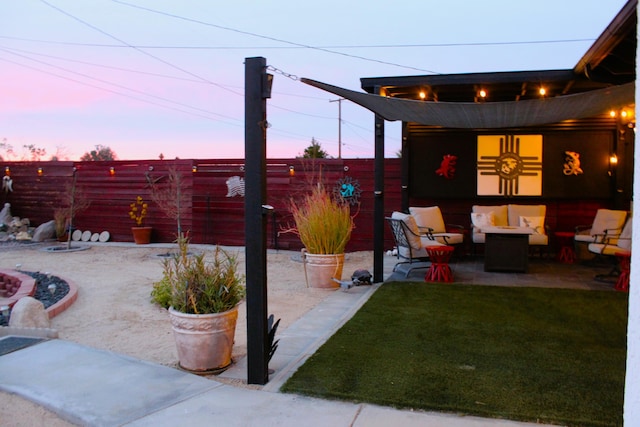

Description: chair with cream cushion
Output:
[387,211,444,277]
[588,216,632,280]
[408,206,464,246]
[575,209,627,244]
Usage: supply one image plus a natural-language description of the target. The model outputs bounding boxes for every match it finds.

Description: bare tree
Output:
[150,166,189,238]
[58,169,91,249]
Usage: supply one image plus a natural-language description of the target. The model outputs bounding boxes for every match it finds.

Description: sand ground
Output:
[0,242,376,426]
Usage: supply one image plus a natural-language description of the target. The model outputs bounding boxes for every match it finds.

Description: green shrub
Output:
[151,234,245,314]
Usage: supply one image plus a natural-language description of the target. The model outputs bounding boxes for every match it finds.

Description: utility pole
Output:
[329,98,344,158]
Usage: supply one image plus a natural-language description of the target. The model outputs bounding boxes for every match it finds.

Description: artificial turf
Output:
[281,282,628,427]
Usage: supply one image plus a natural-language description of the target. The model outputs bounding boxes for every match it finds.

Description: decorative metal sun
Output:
[477,135,542,196]
[334,176,362,206]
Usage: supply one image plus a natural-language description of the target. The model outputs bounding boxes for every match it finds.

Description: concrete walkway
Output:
[0,250,601,426]
[0,285,551,427]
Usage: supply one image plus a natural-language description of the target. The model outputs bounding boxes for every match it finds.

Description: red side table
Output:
[425,245,454,283]
[554,231,576,264]
[615,251,631,292]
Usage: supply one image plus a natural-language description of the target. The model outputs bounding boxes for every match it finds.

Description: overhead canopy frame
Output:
[301,78,634,129]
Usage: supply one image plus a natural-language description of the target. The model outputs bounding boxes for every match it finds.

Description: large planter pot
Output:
[168,305,239,373]
[131,226,152,244]
[301,249,345,289]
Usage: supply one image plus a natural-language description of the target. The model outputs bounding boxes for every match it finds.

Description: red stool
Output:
[615,251,631,292]
[425,246,454,283]
[554,231,576,264]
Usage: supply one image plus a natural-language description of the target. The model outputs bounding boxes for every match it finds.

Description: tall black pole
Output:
[245,56,269,385]
[373,109,385,283]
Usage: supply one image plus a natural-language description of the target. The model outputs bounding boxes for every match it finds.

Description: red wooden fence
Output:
[1,158,612,252]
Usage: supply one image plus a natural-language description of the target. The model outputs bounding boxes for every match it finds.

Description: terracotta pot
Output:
[168,306,238,373]
[301,249,344,288]
[131,226,152,244]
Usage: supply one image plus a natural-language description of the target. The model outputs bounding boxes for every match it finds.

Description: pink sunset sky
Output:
[0,0,629,161]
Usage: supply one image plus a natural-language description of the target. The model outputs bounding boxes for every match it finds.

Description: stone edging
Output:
[46,277,79,319]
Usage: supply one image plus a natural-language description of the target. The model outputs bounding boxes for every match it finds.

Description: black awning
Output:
[302,78,634,128]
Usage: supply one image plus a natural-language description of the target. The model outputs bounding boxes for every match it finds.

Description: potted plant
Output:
[151,234,245,373]
[290,184,354,288]
[129,196,151,244]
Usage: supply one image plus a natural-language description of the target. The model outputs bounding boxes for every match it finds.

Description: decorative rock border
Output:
[0,269,78,319]
[46,277,78,319]
[0,269,36,309]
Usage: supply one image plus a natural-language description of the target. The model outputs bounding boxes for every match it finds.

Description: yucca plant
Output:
[290,184,354,254]
[151,234,245,314]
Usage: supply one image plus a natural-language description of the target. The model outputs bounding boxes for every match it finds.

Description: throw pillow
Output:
[519,216,545,234]
[471,212,495,229]
[391,211,423,250]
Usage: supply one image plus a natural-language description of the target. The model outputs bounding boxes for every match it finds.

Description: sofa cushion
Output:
[409,206,446,233]
[391,211,423,250]
[472,205,508,227]
[519,215,545,235]
[471,212,495,229]
[590,209,627,237]
[508,204,546,227]
[528,233,549,245]
[616,218,632,250]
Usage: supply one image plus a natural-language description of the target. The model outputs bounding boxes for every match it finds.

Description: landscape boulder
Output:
[9,297,51,329]
[32,220,56,242]
[0,203,11,227]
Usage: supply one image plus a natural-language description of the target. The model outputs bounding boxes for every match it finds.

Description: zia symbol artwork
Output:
[476,135,543,196]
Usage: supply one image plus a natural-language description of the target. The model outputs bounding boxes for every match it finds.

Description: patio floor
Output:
[385,255,623,291]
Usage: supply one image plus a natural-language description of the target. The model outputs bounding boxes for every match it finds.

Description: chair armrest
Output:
[417,226,436,240]
[575,225,591,234]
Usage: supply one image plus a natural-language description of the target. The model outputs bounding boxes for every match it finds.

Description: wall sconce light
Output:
[609,154,618,177]
[148,166,154,171]
[288,165,295,176]
[539,87,546,96]
[478,89,487,98]
[192,165,198,173]
[343,165,349,172]
[109,166,115,176]
[419,91,426,100]
[37,167,43,177]
[4,167,10,176]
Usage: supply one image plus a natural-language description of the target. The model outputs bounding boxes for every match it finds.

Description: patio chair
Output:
[408,206,464,246]
[387,212,444,277]
[575,209,628,261]
[588,216,632,281]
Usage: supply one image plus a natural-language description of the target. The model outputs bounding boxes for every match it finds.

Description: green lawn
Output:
[281,282,628,427]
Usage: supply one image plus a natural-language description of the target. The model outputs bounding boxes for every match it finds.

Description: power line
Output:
[0,34,595,49]
[39,0,243,96]
[0,50,241,124]
[109,0,439,74]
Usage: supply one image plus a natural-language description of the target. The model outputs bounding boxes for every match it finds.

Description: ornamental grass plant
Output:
[290,184,354,254]
[151,234,245,314]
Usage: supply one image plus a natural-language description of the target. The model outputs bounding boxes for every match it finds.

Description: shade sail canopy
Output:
[301,78,635,129]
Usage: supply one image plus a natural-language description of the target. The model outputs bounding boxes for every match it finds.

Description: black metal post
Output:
[401,122,410,212]
[373,111,385,283]
[245,56,269,385]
